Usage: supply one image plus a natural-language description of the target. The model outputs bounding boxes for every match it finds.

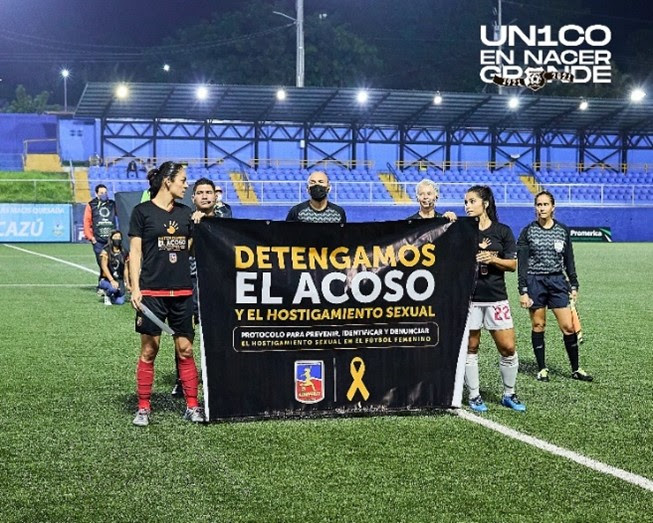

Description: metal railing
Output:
[92,157,653,174]
[3,178,653,206]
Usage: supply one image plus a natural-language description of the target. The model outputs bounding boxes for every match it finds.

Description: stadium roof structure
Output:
[75,82,653,134]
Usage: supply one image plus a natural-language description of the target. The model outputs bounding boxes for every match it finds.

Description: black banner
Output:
[195,218,479,420]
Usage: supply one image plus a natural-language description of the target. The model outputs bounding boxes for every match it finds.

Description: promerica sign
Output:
[195,217,478,421]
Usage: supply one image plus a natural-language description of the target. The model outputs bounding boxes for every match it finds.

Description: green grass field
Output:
[0,171,73,203]
[1,242,652,522]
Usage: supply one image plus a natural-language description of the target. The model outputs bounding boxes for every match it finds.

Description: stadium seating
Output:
[87,164,653,206]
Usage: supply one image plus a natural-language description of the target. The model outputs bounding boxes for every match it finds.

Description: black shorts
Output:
[527,274,571,310]
[135,295,194,339]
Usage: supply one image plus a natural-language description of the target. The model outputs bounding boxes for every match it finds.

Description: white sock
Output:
[500,353,519,396]
[465,353,480,399]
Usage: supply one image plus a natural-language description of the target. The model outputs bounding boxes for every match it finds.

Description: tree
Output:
[4,85,51,113]
[145,0,382,87]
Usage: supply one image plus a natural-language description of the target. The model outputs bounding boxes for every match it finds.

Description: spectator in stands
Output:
[83,184,117,294]
[463,185,525,413]
[517,191,593,383]
[126,159,139,177]
[98,230,130,305]
[129,162,204,426]
[407,179,457,221]
[214,185,233,218]
[286,170,346,223]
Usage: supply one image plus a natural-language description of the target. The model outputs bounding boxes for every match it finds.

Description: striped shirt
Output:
[517,220,578,293]
[286,201,347,224]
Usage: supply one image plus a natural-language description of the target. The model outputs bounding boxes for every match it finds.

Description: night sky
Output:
[1,0,652,103]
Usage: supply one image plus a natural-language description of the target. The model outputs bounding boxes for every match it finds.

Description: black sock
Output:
[532,331,546,370]
[563,333,579,372]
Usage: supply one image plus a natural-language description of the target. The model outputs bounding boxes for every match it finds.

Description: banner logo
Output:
[346,357,370,401]
[294,361,324,404]
[480,24,612,89]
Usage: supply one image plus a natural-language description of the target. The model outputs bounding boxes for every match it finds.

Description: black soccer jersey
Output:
[286,201,347,223]
[129,201,193,291]
[102,245,128,281]
[517,219,578,294]
[472,221,517,302]
[406,211,442,220]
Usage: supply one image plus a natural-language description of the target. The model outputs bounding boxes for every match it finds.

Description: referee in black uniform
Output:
[517,191,593,383]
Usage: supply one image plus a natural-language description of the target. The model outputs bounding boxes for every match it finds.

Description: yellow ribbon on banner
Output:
[346,357,370,401]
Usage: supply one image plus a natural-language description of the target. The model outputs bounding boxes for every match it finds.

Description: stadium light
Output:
[630,88,646,103]
[276,88,287,101]
[196,85,209,101]
[162,64,171,72]
[115,83,129,100]
[579,99,589,111]
[508,96,519,109]
[357,90,369,104]
[60,69,70,112]
[433,92,443,105]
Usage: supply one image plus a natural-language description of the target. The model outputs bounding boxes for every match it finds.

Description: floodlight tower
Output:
[61,69,70,111]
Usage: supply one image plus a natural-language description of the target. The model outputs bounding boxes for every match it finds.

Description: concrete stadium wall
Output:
[0,114,58,170]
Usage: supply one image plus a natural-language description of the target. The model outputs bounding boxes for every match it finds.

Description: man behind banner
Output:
[171,177,219,398]
[286,170,346,223]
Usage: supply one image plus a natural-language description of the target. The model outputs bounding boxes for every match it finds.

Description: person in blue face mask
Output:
[83,184,117,295]
[285,170,346,223]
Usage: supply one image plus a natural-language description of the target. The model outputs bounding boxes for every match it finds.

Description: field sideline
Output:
[1,242,652,522]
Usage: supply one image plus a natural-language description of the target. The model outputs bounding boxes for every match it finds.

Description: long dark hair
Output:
[147,161,185,198]
[467,185,499,222]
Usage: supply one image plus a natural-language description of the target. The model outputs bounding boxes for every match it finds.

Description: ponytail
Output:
[467,185,499,222]
[147,161,184,198]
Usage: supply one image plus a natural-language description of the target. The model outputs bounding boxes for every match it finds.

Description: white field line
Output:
[0,284,96,287]
[2,244,97,275]
[457,409,653,493]
[4,243,653,493]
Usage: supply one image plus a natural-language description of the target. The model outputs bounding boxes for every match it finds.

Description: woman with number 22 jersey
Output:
[463,185,526,413]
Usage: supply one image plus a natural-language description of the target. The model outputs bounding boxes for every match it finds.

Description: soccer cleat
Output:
[183,407,205,423]
[132,408,150,427]
[103,295,112,306]
[171,382,184,397]
[536,368,550,382]
[572,368,593,382]
[501,394,527,412]
[468,395,488,413]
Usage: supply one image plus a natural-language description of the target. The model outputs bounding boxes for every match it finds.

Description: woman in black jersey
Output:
[98,229,130,305]
[128,162,204,426]
[463,185,525,412]
[517,191,593,383]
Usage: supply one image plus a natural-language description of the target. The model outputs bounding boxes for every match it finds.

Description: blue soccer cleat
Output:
[501,394,527,412]
[468,395,488,413]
